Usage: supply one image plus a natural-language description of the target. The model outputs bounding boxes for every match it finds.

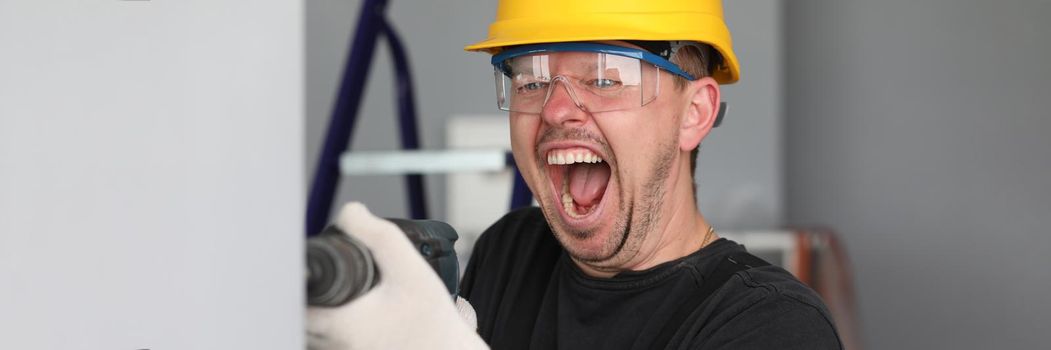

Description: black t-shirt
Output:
[460,207,843,350]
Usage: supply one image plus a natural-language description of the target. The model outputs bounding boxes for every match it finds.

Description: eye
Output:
[516,81,549,94]
[588,78,622,89]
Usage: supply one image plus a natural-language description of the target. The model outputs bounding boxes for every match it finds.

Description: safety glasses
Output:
[491,43,696,114]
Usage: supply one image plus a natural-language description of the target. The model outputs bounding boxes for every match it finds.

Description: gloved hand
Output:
[306,202,488,350]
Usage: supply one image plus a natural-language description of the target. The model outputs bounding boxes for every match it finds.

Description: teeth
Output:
[562,177,581,218]
[550,149,605,218]
[546,148,606,217]
[545,148,604,165]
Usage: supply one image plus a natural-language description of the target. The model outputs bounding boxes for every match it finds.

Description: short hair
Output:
[670,43,718,90]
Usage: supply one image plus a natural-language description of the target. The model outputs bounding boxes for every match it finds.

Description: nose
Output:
[540,77,589,127]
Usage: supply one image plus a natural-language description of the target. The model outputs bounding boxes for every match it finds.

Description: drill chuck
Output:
[305,219,459,307]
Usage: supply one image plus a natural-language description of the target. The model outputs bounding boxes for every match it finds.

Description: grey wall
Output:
[702,0,785,229]
[306,0,785,229]
[786,1,1051,348]
[0,1,303,348]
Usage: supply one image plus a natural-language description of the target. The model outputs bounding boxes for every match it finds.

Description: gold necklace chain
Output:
[701,225,716,248]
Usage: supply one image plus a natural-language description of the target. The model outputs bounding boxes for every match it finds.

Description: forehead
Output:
[509,40,644,63]
[508,50,639,73]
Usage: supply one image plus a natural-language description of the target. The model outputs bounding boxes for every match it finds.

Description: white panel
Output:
[445,116,513,264]
[341,149,507,175]
[0,1,303,349]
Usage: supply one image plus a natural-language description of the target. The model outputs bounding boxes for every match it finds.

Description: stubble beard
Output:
[543,134,678,268]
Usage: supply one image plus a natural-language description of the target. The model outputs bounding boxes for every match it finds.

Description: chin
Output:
[540,200,634,264]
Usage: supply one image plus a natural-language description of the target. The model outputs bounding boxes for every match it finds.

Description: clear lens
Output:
[495,52,660,114]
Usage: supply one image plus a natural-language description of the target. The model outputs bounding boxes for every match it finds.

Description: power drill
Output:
[305,219,460,306]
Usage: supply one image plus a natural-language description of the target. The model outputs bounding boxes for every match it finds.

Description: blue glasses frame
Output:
[491,42,697,81]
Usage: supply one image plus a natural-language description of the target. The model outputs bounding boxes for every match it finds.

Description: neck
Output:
[631,187,714,269]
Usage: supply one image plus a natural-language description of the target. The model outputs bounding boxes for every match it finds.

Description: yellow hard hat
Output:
[465,0,740,84]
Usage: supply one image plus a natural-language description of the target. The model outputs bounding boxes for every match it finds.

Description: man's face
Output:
[508,45,694,270]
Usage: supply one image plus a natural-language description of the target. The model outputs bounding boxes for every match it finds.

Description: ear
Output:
[679,77,721,152]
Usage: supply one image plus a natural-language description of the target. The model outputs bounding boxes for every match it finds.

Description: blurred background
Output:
[3,0,1049,349]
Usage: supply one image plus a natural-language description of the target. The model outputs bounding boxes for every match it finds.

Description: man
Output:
[307,0,842,349]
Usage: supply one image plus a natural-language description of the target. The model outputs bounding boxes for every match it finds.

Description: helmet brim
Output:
[465,12,740,84]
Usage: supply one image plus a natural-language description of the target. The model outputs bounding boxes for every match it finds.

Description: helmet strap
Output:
[625,40,712,78]
[624,40,672,59]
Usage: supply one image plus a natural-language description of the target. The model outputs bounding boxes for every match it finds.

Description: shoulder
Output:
[459,207,561,297]
[471,206,558,259]
[482,206,551,238]
[688,256,844,349]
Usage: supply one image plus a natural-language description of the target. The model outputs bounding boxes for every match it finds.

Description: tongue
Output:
[567,163,611,207]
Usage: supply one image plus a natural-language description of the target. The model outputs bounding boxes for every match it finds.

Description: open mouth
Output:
[546,147,612,220]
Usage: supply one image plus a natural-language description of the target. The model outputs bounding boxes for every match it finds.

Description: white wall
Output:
[0,1,303,349]
[306,0,785,230]
[786,1,1051,348]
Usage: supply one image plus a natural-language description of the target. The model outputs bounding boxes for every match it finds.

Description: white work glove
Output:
[306,202,488,350]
